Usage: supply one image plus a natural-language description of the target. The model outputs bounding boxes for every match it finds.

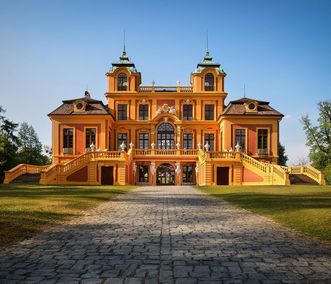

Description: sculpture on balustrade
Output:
[129,142,134,149]
[197,142,202,150]
[204,142,210,152]
[235,142,241,152]
[151,142,156,149]
[90,142,96,152]
[176,142,181,149]
[120,141,126,151]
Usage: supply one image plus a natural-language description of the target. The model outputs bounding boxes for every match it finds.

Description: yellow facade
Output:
[3,49,325,186]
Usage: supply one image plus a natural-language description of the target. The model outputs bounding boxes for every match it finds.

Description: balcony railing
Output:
[138,86,193,93]
[134,149,198,156]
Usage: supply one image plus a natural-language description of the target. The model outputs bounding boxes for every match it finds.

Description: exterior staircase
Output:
[3,150,326,186]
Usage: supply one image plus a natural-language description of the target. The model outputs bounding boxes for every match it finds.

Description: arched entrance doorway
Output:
[157,163,175,185]
[157,123,175,149]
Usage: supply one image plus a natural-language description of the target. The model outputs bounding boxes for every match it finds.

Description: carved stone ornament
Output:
[151,142,156,149]
[129,142,134,149]
[197,142,202,150]
[156,104,177,115]
[176,142,181,149]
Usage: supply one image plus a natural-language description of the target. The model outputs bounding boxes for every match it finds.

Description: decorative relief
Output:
[156,104,177,115]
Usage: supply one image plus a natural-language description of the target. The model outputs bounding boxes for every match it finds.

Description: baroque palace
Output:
[4,48,325,186]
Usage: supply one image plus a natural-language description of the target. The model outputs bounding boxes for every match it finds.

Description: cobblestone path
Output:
[1,186,331,283]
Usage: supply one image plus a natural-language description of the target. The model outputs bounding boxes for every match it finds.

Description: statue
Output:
[132,162,137,173]
[204,142,210,152]
[120,141,126,151]
[150,162,156,176]
[195,162,199,175]
[235,142,241,152]
[175,162,181,174]
[129,142,134,149]
[90,142,96,152]
[151,142,156,149]
[176,142,181,149]
[197,142,202,150]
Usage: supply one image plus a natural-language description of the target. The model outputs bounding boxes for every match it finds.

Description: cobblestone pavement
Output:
[1,186,331,283]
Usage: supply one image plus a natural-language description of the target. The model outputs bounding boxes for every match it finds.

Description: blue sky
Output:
[0,0,330,164]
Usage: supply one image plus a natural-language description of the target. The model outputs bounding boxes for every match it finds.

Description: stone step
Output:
[289,174,319,185]
[11,173,41,184]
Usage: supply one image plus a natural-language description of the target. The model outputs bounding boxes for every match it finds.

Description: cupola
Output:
[105,47,141,93]
[190,49,226,93]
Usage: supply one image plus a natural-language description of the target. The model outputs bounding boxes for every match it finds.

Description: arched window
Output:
[117,73,128,91]
[157,123,175,149]
[204,73,214,91]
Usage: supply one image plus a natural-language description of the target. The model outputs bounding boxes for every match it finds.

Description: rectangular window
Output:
[258,129,268,154]
[139,104,149,120]
[183,133,193,149]
[183,105,193,120]
[235,129,246,151]
[139,133,149,149]
[118,104,127,120]
[117,133,127,150]
[63,128,73,154]
[204,133,215,151]
[85,128,96,148]
[204,104,214,120]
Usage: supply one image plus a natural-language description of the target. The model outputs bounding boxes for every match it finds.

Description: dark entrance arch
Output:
[157,163,175,185]
[157,123,175,149]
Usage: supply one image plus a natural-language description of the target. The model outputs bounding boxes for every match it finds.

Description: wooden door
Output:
[101,166,114,185]
[217,167,229,185]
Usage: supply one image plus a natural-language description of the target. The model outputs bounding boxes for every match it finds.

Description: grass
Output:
[0,184,136,247]
[198,185,331,244]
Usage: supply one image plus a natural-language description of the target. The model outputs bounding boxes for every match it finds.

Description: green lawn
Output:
[198,185,331,244]
[0,184,136,247]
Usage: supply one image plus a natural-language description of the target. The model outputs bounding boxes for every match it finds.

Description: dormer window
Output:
[244,101,258,112]
[74,100,86,112]
[204,73,214,91]
[117,73,128,91]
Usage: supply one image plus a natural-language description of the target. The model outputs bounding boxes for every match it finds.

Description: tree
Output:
[301,101,331,183]
[278,142,288,166]
[0,107,19,181]
[17,122,50,165]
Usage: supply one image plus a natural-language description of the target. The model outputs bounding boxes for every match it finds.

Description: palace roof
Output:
[222,97,283,116]
[48,92,109,116]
